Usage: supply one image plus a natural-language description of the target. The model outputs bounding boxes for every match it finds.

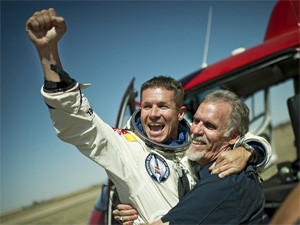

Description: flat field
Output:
[0,185,102,225]
[0,122,297,225]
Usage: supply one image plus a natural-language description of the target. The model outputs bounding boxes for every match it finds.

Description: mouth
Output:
[148,123,165,133]
[191,135,208,146]
[192,139,207,145]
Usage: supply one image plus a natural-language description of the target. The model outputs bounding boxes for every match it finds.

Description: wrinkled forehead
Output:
[197,101,232,119]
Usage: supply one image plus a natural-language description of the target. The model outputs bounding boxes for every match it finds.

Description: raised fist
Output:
[26,8,66,49]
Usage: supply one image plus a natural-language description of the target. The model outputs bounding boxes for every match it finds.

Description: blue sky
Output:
[1,0,292,212]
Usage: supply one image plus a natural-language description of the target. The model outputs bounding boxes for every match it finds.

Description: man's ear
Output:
[178,106,186,121]
[228,130,241,145]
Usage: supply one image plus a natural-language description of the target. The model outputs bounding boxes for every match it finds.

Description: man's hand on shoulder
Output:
[209,146,251,178]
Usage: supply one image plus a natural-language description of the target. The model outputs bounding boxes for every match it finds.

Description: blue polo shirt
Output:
[161,161,265,224]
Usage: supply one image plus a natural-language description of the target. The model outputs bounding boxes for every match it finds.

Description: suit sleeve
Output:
[234,132,272,172]
[41,83,139,182]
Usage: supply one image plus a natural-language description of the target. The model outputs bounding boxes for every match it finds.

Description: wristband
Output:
[43,64,76,93]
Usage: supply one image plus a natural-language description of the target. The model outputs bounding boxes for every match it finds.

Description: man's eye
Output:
[142,105,151,109]
[205,123,215,129]
[193,118,199,124]
[160,105,168,109]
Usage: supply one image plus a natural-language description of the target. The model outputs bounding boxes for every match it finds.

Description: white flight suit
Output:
[41,82,271,224]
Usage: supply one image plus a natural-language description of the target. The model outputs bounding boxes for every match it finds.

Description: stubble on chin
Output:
[186,145,206,162]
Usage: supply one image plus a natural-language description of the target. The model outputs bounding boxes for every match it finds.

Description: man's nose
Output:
[149,106,160,118]
[191,122,204,136]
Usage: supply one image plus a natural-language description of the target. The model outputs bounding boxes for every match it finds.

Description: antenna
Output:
[202,6,213,68]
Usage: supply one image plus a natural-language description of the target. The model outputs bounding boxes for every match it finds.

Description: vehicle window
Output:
[244,90,266,134]
[270,79,295,126]
[244,79,295,134]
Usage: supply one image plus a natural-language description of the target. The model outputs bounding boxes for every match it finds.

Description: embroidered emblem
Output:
[112,128,137,141]
[145,153,170,183]
[112,127,126,135]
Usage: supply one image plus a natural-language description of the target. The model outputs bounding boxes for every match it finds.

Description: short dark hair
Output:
[141,76,184,108]
[202,89,249,136]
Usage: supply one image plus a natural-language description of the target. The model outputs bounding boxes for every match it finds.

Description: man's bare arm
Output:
[26,8,66,82]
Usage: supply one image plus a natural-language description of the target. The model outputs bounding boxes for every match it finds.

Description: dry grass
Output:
[0,185,102,225]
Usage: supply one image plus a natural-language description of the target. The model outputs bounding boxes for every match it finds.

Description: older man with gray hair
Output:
[153,89,265,225]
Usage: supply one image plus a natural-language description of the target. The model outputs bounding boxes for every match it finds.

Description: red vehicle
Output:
[89,0,299,224]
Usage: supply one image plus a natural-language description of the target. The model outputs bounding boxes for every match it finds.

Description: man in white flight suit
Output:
[26,8,271,224]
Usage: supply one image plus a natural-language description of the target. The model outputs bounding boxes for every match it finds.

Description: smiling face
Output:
[187,100,240,166]
[140,87,185,143]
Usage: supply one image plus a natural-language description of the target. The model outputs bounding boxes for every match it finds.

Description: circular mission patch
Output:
[145,153,170,183]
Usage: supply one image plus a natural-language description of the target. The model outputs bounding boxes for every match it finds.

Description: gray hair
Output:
[202,89,249,137]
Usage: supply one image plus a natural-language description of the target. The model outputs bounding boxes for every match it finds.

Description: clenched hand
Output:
[26,8,66,49]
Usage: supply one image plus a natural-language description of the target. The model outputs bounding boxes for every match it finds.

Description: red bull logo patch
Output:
[112,127,137,141]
